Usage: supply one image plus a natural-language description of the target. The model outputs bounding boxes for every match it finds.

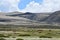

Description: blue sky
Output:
[0,0,60,13]
[18,0,43,9]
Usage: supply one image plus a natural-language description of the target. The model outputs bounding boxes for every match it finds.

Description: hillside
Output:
[6,12,51,21]
[44,11,60,23]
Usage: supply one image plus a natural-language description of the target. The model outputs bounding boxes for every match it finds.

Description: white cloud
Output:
[0,0,60,13]
[22,0,60,13]
[21,1,40,13]
[0,0,20,12]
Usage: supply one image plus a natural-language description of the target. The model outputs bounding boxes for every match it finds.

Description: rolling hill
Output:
[44,11,60,23]
[0,11,51,25]
[6,12,51,21]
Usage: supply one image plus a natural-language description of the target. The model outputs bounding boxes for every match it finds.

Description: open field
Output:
[0,28,60,38]
[0,29,60,40]
[0,25,60,40]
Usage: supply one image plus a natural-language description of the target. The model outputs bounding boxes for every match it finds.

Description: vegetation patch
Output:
[18,34,31,36]
[0,38,6,40]
[16,38,24,40]
[39,35,52,38]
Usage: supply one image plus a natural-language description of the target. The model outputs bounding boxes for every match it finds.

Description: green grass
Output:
[0,38,5,40]
[0,25,60,38]
[0,29,60,38]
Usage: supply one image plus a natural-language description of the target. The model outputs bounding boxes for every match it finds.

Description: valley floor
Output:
[0,25,60,40]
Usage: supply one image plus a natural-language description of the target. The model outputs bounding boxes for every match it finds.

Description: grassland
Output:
[0,25,60,38]
[0,28,60,38]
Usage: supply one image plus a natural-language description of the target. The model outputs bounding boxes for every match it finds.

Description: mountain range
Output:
[44,11,60,24]
[0,11,60,26]
[6,12,51,21]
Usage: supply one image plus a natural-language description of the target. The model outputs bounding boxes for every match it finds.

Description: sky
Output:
[18,0,43,10]
[0,0,60,13]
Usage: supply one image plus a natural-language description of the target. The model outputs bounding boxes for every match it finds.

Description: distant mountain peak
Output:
[53,10,60,14]
[44,10,60,23]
